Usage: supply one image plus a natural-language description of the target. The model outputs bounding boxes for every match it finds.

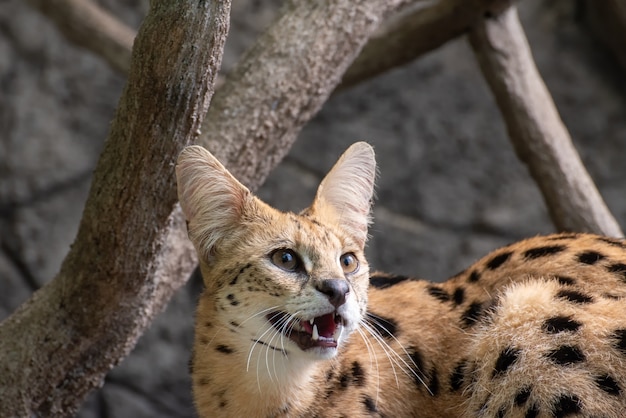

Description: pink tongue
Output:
[302,313,337,338]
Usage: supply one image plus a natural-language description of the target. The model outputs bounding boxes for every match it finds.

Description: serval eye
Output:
[271,249,301,272]
[340,253,359,274]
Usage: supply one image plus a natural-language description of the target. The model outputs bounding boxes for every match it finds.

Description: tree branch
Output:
[0,1,230,416]
[25,0,135,74]
[198,0,418,189]
[468,7,623,237]
[26,0,522,95]
[338,0,515,91]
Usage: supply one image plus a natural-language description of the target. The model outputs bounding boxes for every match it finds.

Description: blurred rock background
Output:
[0,0,624,416]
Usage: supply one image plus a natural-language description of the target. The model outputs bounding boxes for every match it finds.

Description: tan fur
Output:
[177,143,626,417]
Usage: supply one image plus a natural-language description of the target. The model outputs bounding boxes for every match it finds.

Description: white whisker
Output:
[360,321,401,387]
[362,314,432,395]
[356,326,381,405]
[245,307,282,374]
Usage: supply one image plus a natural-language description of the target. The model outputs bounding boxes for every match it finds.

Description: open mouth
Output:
[266,311,344,351]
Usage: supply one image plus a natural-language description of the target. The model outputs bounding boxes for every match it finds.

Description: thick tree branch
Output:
[198,0,418,189]
[27,0,522,95]
[469,7,623,237]
[338,0,515,91]
[25,0,134,74]
[0,1,230,416]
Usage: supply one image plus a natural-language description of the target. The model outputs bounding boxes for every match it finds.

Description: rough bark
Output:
[584,0,626,72]
[338,0,515,90]
[25,0,135,74]
[0,1,230,416]
[198,0,418,189]
[469,7,623,237]
[27,0,522,96]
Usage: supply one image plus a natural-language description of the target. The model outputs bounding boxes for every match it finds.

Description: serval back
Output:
[176,142,626,417]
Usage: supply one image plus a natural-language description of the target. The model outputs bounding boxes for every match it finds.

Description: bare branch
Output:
[468,7,623,237]
[338,0,515,91]
[199,0,418,190]
[0,1,230,416]
[25,0,135,74]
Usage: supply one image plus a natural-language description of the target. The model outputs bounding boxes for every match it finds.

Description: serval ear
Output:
[311,142,377,247]
[176,145,252,261]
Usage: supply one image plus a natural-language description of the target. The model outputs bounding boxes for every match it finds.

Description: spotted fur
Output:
[177,143,626,417]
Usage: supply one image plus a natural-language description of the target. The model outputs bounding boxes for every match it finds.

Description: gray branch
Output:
[468,6,623,237]
[338,0,515,90]
[25,0,134,74]
[197,0,419,190]
[0,1,230,415]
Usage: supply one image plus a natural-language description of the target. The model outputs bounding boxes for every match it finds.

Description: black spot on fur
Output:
[461,302,484,327]
[326,369,334,382]
[514,386,531,406]
[216,344,234,354]
[214,389,227,408]
[486,252,513,270]
[546,345,585,365]
[226,294,239,306]
[452,287,465,305]
[492,347,521,377]
[428,367,440,396]
[362,395,378,413]
[496,406,506,418]
[613,329,626,354]
[476,395,491,415]
[552,394,581,417]
[607,263,626,281]
[577,250,606,265]
[427,285,450,302]
[339,372,350,389]
[543,316,582,334]
[351,361,366,387]
[407,347,429,390]
[556,289,593,304]
[468,270,481,282]
[555,276,576,286]
[525,404,539,418]
[450,360,466,392]
[279,403,291,415]
[229,263,252,285]
[369,274,412,289]
[523,245,566,259]
[309,218,322,227]
[229,321,239,328]
[366,312,399,339]
[197,376,210,386]
[596,236,626,249]
[595,374,621,395]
